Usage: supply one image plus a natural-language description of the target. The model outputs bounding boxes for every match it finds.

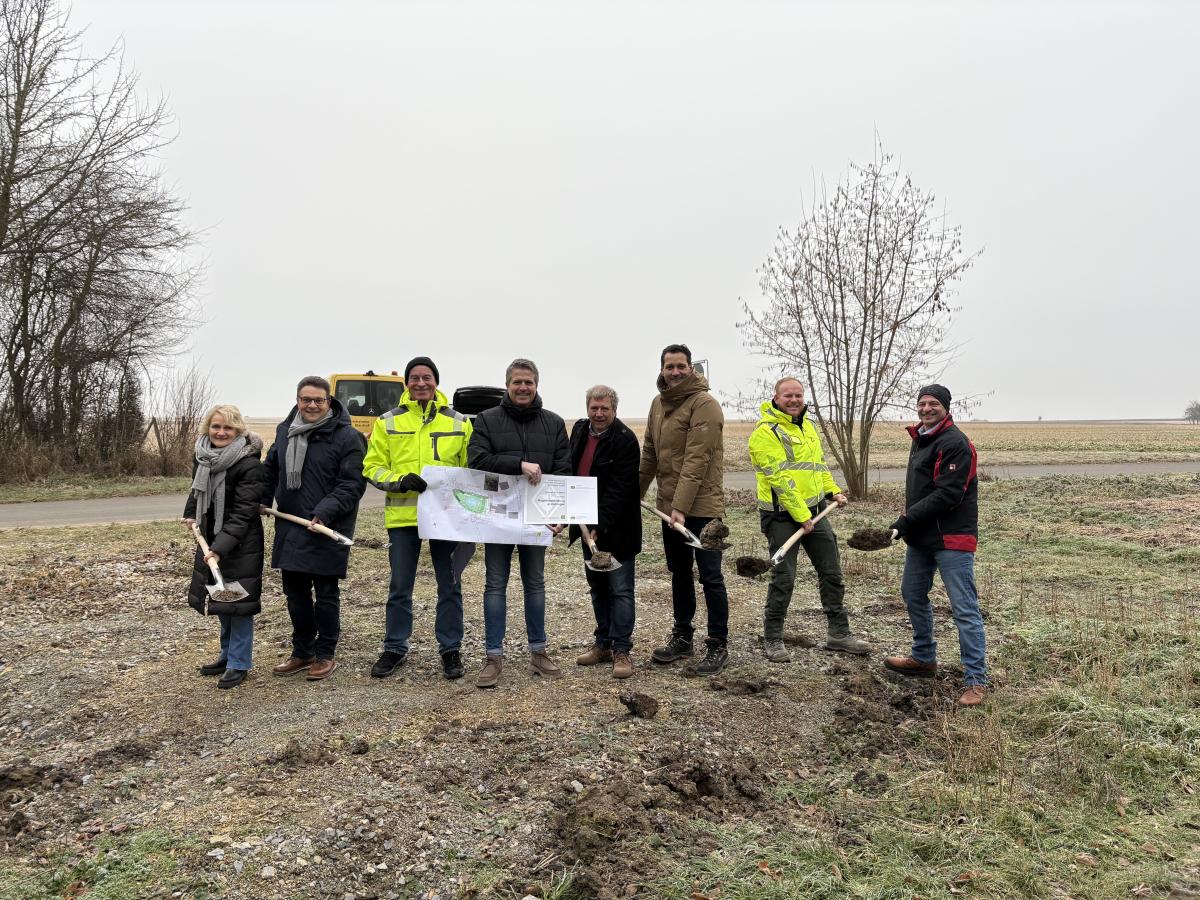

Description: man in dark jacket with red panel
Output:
[568,385,641,679]
[884,384,988,706]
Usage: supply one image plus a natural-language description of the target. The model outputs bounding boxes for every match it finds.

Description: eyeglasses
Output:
[298,397,329,406]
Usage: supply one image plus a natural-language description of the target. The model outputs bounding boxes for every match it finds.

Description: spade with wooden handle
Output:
[189,522,249,602]
[769,502,839,565]
[639,501,704,549]
[262,507,354,546]
[581,530,621,572]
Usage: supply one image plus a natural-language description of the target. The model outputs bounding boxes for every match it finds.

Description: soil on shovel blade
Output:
[735,555,772,578]
[848,527,895,551]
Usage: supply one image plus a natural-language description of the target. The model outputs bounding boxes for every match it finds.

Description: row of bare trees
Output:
[0,0,201,480]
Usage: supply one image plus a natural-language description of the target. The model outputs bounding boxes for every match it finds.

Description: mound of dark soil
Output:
[735,556,771,578]
[699,519,731,551]
[618,691,659,718]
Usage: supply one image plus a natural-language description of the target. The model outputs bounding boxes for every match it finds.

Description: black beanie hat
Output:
[917,384,951,409]
[404,356,439,384]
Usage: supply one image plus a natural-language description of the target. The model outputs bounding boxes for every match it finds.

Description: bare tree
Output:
[0,0,198,475]
[1186,401,1200,425]
[144,364,214,475]
[739,142,979,498]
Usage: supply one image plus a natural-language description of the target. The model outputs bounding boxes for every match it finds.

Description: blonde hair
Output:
[773,376,804,396]
[201,404,247,435]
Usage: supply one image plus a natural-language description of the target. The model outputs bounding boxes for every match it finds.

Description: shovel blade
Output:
[206,580,249,603]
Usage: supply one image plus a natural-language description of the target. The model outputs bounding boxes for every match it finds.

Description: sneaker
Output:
[825,634,870,656]
[612,651,633,679]
[762,640,791,663]
[199,657,228,677]
[370,650,406,679]
[475,656,502,689]
[576,645,613,666]
[530,650,564,679]
[651,630,694,664]
[441,650,464,680]
[696,644,728,676]
[217,668,247,689]
[883,655,937,678]
[959,685,988,707]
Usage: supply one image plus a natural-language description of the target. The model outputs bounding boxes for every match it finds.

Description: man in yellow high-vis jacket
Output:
[362,356,472,680]
[749,377,868,661]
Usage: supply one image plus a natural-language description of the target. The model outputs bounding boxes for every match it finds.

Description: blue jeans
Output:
[218,614,253,671]
[900,546,988,686]
[385,526,464,655]
[483,543,547,656]
[583,548,636,653]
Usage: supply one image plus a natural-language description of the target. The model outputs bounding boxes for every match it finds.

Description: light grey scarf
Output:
[286,408,333,490]
[192,434,249,533]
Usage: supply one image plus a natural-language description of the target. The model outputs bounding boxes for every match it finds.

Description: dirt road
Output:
[2,461,1199,528]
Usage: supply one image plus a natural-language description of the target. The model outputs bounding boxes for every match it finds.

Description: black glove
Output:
[399,473,428,494]
[890,516,907,539]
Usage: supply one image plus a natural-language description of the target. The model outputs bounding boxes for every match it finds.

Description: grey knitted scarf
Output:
[285,408,332,490]
[191,434,249,533]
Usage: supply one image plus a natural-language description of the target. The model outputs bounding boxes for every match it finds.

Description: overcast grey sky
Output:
[73,0,1199,421]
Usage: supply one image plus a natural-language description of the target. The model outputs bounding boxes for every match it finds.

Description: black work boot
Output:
[696,641,729,676]
[441,650,464,680]
[371,650,406,678]
[199,657,228,676]
[651,629,694,664]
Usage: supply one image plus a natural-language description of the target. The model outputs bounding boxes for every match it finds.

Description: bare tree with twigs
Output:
[0,0,199,477]
[739,142,980,499]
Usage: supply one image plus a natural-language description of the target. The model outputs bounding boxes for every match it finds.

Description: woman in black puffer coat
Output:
[183,404,265,690]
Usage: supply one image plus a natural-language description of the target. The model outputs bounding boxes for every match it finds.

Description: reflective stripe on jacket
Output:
[362,388,472,528]
[749,400,841,523]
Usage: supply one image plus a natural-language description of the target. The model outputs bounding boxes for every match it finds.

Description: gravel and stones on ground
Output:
[0,492,982,898]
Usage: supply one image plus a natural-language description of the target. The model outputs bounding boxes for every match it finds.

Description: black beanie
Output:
[917,384,952,409]
[404,356,439,384]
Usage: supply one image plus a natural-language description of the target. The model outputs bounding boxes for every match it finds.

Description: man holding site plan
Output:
[467,358,572,688]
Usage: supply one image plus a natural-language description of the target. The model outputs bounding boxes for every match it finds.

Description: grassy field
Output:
[3,421,1199,503]
[1,473,1197,898]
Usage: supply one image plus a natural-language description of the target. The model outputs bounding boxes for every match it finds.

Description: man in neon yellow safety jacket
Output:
[749,377,869,661]
[362,356,472,681]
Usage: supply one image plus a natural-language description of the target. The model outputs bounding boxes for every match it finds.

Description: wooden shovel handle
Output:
[263,507,353,545]
[189,522,225,587]
[639,501,703,546]
[581,530,599,554]
[771,502,839,564]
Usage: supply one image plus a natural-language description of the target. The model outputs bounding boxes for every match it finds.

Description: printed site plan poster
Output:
[522,474,598,525]
[417,466,554,546]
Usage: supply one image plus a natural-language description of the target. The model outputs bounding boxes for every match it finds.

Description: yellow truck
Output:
[329,371,406,437]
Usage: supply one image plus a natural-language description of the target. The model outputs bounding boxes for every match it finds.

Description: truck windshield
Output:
[335,380,405,416]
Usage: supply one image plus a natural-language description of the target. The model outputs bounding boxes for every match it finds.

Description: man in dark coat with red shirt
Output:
[568,385,641,679]
[884,384,989,706]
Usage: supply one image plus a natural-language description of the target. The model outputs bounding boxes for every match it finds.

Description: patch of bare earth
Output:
[0,504,976,898]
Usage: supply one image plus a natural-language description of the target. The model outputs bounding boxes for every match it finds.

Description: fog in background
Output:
[73,0,1200,421]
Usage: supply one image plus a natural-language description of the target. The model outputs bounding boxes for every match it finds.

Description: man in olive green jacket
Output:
[639,343,730,676]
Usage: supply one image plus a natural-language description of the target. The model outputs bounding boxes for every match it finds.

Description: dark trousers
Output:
[762,510,849,640]
[662,516,728,646]
[384,526,464,655]
[280,570,341,660]
[582,548,636,653]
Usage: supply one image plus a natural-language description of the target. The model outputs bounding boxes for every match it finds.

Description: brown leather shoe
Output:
[306,658,338,681]
[959,685,987,707]
[883,655,937,678]
[475,656,502,689]
[576,645,613,666]
[272,656,315,677]
[612,651,633,679]
[530,650,564,679]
